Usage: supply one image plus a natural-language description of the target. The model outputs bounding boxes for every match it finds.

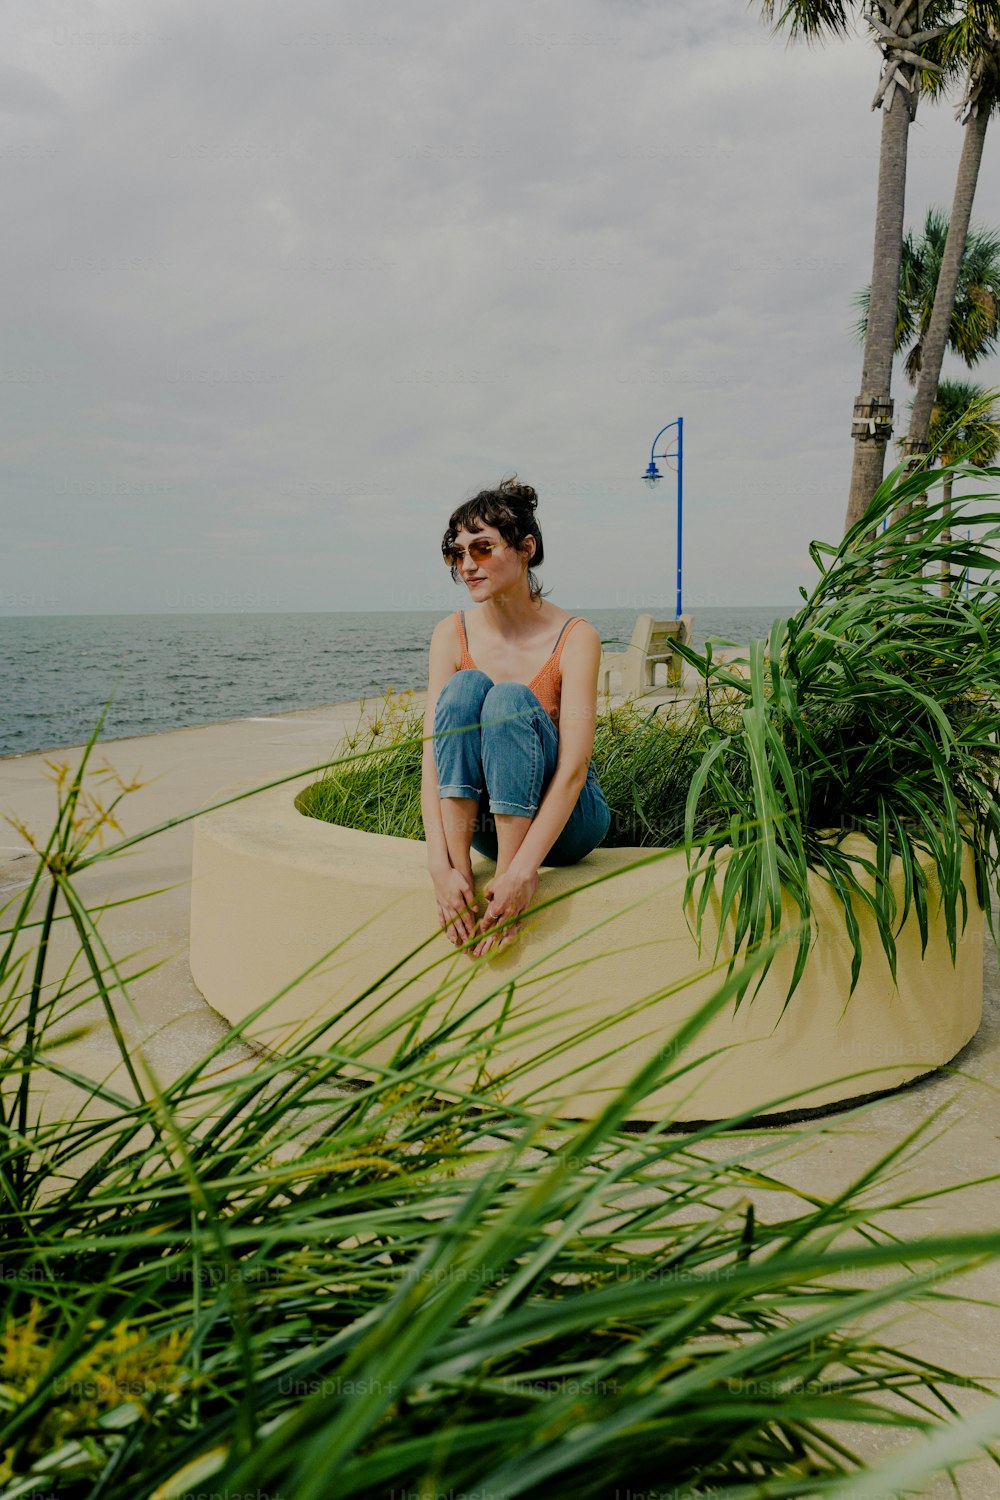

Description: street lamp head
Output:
[643,461,661,489]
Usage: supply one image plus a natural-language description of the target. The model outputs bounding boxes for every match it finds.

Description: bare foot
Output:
[470,863,521,958]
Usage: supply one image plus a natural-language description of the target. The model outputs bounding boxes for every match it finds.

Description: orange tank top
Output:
[454,611,583,726]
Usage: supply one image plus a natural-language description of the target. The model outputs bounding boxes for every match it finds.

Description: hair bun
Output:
[497,474,538,512]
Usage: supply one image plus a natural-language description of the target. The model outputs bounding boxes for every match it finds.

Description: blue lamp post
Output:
[641,417,684,618]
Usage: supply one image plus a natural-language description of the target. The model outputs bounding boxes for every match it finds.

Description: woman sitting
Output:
[421,475,611,959]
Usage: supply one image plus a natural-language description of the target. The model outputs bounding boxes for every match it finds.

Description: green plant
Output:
[677,458,1000,1004]
[588,699,709,847]
[297,685,428,839]
[3,652,1000,1496]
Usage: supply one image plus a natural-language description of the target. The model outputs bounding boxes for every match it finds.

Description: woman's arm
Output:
[421,621,481,952]
[421,748,452,876]
[420,618,459,875]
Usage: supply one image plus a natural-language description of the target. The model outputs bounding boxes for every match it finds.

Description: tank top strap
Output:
[549,616,583,665]
[454,610,474,668]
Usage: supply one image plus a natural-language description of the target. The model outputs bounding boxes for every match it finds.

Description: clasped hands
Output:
[434,863,539,959]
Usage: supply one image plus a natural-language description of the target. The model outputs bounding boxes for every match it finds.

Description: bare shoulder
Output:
[430,613,459,645]
[562,617,602,655]
[428,613,462,669]
[559,619,602,690]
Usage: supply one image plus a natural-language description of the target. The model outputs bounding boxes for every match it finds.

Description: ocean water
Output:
[0,607,794,760]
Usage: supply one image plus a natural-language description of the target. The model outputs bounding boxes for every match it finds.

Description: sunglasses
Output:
[442,539,505,568]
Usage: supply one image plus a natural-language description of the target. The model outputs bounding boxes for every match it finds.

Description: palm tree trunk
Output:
[940,473,954,597]
[905,103,992,454]
[844,76,916,536]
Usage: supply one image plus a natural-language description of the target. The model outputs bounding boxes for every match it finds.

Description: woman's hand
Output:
[431,865,479,953]
[472,865,539,958]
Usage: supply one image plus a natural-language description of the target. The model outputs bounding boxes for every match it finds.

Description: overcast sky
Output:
[3,0,998,614]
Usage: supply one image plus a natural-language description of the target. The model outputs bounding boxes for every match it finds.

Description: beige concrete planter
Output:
[189,778,983,1122]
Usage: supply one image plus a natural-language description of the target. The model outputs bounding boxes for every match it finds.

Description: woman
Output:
[421,475,612,959]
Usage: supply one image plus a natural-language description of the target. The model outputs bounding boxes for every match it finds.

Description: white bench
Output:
[599,613,693,697]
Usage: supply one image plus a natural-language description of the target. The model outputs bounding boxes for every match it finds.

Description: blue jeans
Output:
[433,668,612,866]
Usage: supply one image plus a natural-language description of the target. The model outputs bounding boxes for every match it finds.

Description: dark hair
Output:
[442,474,548,603]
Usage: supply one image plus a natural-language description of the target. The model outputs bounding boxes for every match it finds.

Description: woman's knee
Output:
[483,680,536,707]
[435,668,493,724]
[481,680,540,726]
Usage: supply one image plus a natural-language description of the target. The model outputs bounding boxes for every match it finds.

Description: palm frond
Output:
[854,208,1000,379]
[754,0,854,43]
[925,379,1000,464]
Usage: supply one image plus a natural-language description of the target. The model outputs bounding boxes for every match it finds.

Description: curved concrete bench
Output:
[189,778,983,1123]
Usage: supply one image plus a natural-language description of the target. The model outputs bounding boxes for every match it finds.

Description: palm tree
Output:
[901,378,1000,591]
[854,206,1000,382]
[757,1,1000,537]
[905,23,1000,458]
[855,204,1000,529]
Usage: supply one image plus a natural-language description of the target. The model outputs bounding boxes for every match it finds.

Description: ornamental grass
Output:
[3,460,1000,1495]
[677,461,1000,1004]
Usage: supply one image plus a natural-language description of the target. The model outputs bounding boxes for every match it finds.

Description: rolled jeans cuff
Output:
[437,782,482,800]
[488,797,537,816]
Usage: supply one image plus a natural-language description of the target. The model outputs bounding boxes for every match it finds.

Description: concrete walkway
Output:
[2,691,1000,1496]
[0,699,376,1081]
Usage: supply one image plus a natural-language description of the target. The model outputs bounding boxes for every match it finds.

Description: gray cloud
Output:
[2,0,997,614]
